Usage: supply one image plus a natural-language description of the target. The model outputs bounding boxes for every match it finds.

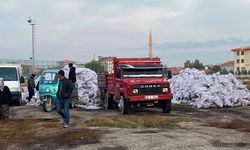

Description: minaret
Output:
[148,29,153,58]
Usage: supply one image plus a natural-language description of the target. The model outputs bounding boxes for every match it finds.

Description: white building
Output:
[231,46,250,74]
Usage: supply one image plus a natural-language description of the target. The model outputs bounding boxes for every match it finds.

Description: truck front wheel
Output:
[119,95,128,114]
[162,100,172,113]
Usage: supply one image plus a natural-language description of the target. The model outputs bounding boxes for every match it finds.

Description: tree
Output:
[248,70,250,75]
[229,70,234,74]
[184,60,192,68]
[242,69,248,75]
[211,65,221,73]
[220,68,229,74]
[85,61,104,73]
[22,65,31,77]
[193,59,204,70]
[184,59,204,70]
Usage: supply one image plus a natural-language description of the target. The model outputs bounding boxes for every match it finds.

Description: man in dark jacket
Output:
[56,70,73,128]
[0,78,12,119]
[68,63,76,83]
[28,74,36,101]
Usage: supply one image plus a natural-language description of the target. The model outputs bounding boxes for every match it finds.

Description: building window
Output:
[237,67,240,71]
[237,51,240,55]
[241,51,244,55]
[237,59,240,63]
[241,59,244,63]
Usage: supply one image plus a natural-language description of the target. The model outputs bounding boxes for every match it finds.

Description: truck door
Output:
[115,68,122,100]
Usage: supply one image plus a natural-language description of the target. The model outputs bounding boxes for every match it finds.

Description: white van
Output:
[0,64,24,105]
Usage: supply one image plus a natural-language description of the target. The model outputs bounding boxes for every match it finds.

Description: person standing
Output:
[0,78,12,119]
[68,63,76,83]
[28,74,36,101]
[68,63,77,101]
[56,70,73,128]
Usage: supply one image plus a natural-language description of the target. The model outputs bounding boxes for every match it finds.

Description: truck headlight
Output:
[133,89,139,94]
[162,88,168,93]
[45,88,50,93]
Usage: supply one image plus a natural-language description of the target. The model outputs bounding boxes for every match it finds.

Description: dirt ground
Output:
[0,104,250,150]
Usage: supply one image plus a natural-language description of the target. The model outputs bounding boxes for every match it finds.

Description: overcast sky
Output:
[1,0,250,66]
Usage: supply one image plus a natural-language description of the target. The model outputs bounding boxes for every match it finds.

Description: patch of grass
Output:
[210,119,250,132]
[57,129,104,142]
[0,118,58,144]
[0,118,104,149]
[85,115,195,128]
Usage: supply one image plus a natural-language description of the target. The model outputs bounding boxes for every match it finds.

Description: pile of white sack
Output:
[21,87,41,106]
[63,65,101,107]
[170,68,250,108]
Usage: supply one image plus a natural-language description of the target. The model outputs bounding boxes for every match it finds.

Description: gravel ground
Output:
[0,104,249,150]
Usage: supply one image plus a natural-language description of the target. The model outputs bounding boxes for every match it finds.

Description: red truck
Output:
[98,57,172,114]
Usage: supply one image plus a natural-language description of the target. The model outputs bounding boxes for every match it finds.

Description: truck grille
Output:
[139,84,162,94]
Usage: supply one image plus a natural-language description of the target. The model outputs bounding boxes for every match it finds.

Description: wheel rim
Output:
[45,97,53,111]
[119,96,124,113]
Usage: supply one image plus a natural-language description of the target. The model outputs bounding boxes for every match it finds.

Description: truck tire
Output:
[119,95,128,114]
[43,96,54,112]
[104,93,113,110]
[162,100,171,113]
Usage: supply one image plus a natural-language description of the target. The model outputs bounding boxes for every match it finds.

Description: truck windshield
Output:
[41,72,58,84]
[0,67,18,81]
[122,68,163,78]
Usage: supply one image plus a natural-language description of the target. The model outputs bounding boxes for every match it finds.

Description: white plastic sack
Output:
[171,68,250,108]
[63,65,101,107]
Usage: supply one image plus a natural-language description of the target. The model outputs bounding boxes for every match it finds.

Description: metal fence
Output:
[0,59,86,75]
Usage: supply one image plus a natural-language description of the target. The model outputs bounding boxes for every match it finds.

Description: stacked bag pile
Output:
[63,65,100,106]
[22,88,40,106]
[171,68,250,108]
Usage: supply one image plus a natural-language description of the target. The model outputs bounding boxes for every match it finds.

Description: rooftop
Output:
[220,60,234,67]
[231,46,250,52]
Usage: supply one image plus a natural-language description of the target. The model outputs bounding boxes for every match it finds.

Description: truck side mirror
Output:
[20,76,25,83]
[116,69,121,78]
[116,72,120,78]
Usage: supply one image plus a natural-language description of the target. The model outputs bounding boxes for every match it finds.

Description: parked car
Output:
[38,69,77,112]
[0,64,24,105]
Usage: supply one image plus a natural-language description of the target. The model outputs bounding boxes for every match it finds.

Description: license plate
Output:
[145,95,159,99]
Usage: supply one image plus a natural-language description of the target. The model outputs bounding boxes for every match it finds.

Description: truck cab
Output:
[99,57,172,114]
[0,64,24,105]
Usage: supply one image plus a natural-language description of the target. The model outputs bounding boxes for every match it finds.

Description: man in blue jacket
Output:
[56,70,73,128]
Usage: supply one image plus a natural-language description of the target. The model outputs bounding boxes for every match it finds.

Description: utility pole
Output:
[148,29,153,58]
[27,17,36,73]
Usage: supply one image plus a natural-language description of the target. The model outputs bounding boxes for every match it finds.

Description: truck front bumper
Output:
[11,91,22,103]
[128,93,172,102]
